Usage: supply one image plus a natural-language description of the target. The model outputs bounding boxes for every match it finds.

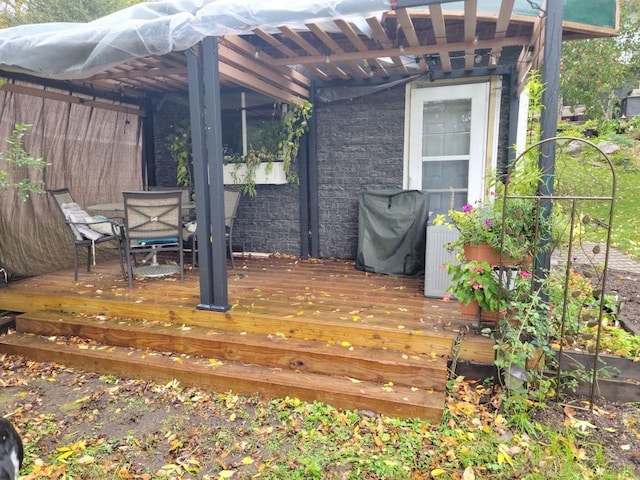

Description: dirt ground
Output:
[605,270,640,334]
[1,353,639,479]
[537,267,640,475]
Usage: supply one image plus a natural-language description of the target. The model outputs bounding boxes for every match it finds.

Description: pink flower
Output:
[443,293,452,301]
[518,270,532,279]
[462,204,473,213]
[472,283,482,290]
[484,220,493,227]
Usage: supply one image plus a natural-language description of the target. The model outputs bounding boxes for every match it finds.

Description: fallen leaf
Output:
[462,466,475,480]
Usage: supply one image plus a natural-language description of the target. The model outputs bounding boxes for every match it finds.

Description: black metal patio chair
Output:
[49,188,124,281]
[122,190,184,288]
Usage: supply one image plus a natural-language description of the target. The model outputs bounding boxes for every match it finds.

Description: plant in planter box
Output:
[165,100,312,197]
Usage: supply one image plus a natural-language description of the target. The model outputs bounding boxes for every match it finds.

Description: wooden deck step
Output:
[0,332,446,421]
[1,291,494,363]
[15,311,449,390]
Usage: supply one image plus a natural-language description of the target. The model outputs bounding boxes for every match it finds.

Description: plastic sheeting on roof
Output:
[0,0,391,80]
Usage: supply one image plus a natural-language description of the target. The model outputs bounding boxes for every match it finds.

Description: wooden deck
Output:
[0,255,494,420]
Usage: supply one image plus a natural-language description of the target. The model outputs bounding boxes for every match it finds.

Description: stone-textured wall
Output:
[315,86,406,259]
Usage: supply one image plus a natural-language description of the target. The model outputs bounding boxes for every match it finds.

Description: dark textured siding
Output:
[315,86,406,259]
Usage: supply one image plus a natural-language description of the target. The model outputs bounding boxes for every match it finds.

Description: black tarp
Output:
[356,189,429,276]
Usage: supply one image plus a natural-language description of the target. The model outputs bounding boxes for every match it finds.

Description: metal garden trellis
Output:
[499,136,616,410]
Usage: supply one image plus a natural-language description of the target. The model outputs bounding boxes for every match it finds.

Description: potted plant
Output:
[434,190,543,265]
[444,259,533,321]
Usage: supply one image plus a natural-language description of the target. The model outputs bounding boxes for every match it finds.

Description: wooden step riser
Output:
[0,334,445,421]
[16,315,448,390]
[2,293,494,364]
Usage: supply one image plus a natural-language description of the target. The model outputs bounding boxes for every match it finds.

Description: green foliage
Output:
[164,119,192,189]
[0,0,140,26]
[0,123,49,201]
[560,0,640,120]
[164,100,312,197]
[278,100,312,183]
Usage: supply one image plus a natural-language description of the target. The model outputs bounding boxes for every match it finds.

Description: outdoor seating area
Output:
[48,187,240,287]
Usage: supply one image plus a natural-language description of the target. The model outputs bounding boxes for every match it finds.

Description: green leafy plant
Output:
[0,123,49,201]
[164,119,192,189]
[446,258,535,317]
[164,100,312,197]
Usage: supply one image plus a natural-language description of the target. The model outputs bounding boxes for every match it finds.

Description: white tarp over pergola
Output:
[0,0,395,80]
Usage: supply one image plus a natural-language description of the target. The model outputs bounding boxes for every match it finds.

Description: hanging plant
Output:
[278,100,312,183]
[164,99,312,197]
[165,119,193,189]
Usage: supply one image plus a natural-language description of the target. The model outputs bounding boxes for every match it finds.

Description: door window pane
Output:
[427,191,468,214]
[421,99,471,157]
[422,160,468,190]
[422,160,468,213]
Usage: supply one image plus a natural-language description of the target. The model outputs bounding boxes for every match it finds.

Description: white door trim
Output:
[405,81,491,206]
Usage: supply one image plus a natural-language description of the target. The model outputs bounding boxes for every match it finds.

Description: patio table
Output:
[87,201,196,214]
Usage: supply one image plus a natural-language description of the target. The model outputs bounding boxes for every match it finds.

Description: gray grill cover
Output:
[356,189,428,275]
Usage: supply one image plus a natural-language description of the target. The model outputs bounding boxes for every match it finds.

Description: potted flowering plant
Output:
[444,259,504,315]
[435,195,542,263]
[444,259,534,320]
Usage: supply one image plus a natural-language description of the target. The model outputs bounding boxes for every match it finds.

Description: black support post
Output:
[536,2,563,280]
[187,37,230,312]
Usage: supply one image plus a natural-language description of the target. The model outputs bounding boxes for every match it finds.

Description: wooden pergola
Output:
[0,1,618,111]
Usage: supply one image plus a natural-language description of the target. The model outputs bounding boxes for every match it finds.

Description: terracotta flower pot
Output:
[463,243,502,265]
[463,243,532,266]
[458,299,504,322]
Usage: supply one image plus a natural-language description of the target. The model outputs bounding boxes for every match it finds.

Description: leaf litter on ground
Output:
[0,351,638,479]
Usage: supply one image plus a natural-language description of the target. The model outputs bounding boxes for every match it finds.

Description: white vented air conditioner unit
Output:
[424,224,460,298]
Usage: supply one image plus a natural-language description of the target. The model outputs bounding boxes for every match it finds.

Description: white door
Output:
[408,82,490,214]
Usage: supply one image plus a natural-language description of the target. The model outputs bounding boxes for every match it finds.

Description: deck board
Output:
[0,256,496,419]
[0,256,494,363]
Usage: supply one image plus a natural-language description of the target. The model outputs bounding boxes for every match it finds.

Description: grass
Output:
[554,129,640,260]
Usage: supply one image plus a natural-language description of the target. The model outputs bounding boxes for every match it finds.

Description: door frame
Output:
[403,78,501,207]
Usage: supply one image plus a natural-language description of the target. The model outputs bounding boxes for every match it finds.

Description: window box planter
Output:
[223,161,287,185]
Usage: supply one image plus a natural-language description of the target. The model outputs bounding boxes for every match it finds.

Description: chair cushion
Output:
[60,202,103,241]
[85,215,121,236]
[137,237,179,245]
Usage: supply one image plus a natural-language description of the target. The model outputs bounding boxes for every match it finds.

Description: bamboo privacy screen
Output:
[0,83,143,277]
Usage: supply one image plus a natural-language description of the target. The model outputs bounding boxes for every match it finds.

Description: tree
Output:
[0,0,143,26]
[560,0,640,119]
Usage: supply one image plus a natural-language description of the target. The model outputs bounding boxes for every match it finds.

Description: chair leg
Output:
[116,240,126,279]
[86,246,91,273]
[227,236,234,269]
[73,247,80,282]
[127,255,134,289]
